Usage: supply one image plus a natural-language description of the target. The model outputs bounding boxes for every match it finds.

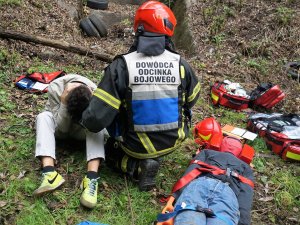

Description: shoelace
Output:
[88,178,98,196]
[41,172,52,180]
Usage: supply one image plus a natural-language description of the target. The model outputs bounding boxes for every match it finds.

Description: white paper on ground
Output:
[231,127,246,136]
[242,131,258,141]
[32,82,49,91]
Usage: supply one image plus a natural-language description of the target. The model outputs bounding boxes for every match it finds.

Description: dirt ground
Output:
[0,0,300,225]
[186,0,300,114]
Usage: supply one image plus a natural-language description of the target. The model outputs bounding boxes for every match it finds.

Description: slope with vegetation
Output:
[0,0,299,225]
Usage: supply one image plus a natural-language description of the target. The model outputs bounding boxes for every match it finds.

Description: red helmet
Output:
[134,1,177,36]
[193,118,223,150]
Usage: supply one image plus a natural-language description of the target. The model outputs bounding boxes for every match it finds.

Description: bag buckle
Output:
[196,206,216,217]
[226,168,239,178]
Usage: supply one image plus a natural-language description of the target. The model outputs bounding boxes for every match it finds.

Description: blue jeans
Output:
[174,176,240,225]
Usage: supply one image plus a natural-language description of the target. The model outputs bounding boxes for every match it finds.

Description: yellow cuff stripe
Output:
[137,133,157,154]
[180,66,185,79]
[175,120,186,147]
[188,82,201,102]
[93,88,121,110]
[121,155,129,173]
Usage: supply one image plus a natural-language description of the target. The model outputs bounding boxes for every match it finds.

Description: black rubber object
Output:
[89,14,108,37]
[286,62,300,81]
[87,0,108,10]
[79,17,100,37]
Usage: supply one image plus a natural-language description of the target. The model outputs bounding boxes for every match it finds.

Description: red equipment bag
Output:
[15,71,65,92]
[265,132,300,161]
[26,71,65,84]
[247,113,300,161]
[250,83,285,108]
[211,81,250,110]
[246,114,274,137]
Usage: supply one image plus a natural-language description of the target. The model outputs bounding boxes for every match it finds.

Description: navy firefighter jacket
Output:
[81,49,200,159]
[175,150,255,225]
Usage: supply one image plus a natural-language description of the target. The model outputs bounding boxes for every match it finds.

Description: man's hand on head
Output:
[61,83,82,105]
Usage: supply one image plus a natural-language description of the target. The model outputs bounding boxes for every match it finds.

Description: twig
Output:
[268,184,282,194]
[124,175,135,225]
[252,205,275,214]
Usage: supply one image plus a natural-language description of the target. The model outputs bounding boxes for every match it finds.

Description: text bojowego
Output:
[134,61,178,84]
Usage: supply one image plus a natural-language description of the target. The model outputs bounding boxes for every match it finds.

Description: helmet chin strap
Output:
[137,24,145,34]
[136,24,165,37]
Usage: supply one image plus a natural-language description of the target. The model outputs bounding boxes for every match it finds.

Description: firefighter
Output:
[81,1,200,191]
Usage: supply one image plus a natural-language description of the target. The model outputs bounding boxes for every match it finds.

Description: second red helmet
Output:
[134,1,177,37]
[193,118,223,150]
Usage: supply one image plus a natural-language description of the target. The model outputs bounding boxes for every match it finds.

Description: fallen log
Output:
[0,29,113,63]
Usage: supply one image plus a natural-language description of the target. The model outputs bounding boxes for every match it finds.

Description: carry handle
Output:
[228,98,245,106]
[161,196,175,214]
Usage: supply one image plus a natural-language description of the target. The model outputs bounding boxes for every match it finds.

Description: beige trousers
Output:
[35,111,105,161]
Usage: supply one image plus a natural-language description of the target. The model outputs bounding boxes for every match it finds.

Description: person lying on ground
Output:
[80,1,200,191]
[33,74,105,209]
[158,146,254,225]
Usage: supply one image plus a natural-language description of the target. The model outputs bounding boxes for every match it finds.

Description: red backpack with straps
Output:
[220,136,255,165]
[15,71,65,93]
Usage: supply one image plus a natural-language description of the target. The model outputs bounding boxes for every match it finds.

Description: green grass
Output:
[276,7,295,26]
[1,87,299,224]
[0,87,16,112]
[0,0,22,7]
[246,58,269,76]
[272,169,300,208]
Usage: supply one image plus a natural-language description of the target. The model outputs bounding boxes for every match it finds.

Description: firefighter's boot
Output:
[138,159,160,191]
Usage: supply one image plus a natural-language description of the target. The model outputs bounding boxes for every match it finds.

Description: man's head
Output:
[66,84,92,122]
[134,1,177,37]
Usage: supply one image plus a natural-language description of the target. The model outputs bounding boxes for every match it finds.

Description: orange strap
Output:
[172,160,254,193]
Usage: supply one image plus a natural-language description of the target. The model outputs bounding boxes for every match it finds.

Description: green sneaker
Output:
[80,176,98,209]
[33,171,65,196]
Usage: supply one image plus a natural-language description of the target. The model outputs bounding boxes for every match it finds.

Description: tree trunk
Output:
[0,29,113,63]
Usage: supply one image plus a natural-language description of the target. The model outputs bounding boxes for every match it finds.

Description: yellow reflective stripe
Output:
[120,144,178,159]
[179,124,185,141]
[93,88,121,110]
[211,92,219,102]
[188,82,201,102]
[175,121,186,146]
[121,155,129,172]
[286,151,300,161]
[180,65,185,79]
[137,133,157,154]
[199,133,211,141]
